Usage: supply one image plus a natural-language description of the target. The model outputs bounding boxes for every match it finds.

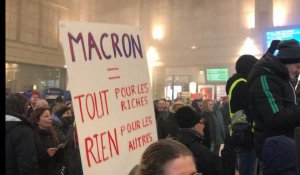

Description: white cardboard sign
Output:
[59,21,157,175]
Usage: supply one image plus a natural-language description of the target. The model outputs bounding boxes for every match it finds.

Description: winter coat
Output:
[156,110,178,139]
[6,114,39,175]
[247,54,300,159]
[174,128,224,175]
[201,111,216,149]
[35,128,66,175]
[226,73,252,119]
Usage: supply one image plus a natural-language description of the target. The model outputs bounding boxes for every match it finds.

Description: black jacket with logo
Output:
[247,54,300,159]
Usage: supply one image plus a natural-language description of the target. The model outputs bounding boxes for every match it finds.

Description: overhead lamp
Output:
[152,25,163,40]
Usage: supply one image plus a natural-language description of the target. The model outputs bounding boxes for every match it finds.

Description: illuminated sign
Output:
[266,27,300,55]
[206,68,229,82]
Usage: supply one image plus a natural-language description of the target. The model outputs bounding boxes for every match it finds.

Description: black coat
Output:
[35,128,65,175]
[226,74,251,115]
[248,54,300,159]
[155,110,178,139]
[174,128,224,175]
[6,114,39,175]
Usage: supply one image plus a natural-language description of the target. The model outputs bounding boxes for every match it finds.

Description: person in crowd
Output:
[166,99,173,111]
[52,105,77,173]
[296,79,300,103]
[157,98,168,112]
[31,108,67,175]
[170,101,185,114]
[201,99,224,155]
[219,96,230,139]
[248,39,300,173]
[174,106,223,175]
[26,90,41,119]
[52,105,75,142]
[153,99,159,111]
[155,98,177,139]
[51,95,65,115]
[224,54,258,175]
[191,99,203,115]
[262,135,297,175]
[35,99,49,110]
[6,93,39,175]
[136,138,200,175]
[213,99,226,155]
[174,97,185,103]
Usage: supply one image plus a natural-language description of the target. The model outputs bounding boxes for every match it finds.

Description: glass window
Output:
[165,75,190,100]
[5,62,66,94]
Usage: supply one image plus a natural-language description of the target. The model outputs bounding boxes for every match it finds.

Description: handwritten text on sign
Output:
[59,21,157,175]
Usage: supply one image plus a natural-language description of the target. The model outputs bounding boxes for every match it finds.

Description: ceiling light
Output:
[191,46,197,50]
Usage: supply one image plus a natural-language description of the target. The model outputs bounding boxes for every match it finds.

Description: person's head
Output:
[55,95,64,103]
[235,54,258,77]
[174,97,184,103]
[35,99,49,110]
[31,108,52,130]
[166,100,172,110]
[170,102,185,113]
[190,99,202,114]
[30,90,41,108]
[137,139,199,175]
[276,39,300,79]
[6,93,29,116]
[202,99,214,112]
[157,98,167,111]
[55,106,72,118]
[174,106,205,136]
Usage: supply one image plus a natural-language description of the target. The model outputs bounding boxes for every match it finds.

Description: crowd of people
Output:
[6,39,300,175]
[147,39,300,175]
[6,91,83,175]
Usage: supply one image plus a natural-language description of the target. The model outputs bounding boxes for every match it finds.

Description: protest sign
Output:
[59,21,157,175]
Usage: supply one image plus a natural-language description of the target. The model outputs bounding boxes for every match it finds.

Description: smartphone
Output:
[57,140,68,149]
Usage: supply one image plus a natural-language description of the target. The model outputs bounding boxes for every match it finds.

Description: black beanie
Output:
[235,55,258,76]
[277,39,300,64]
[55,106,70,118]
[174,106,201,128]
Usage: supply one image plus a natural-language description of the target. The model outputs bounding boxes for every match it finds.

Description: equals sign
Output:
[107,67,120,80]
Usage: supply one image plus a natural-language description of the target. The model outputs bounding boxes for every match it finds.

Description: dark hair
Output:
[6,93,29,116]
[32,108,59,144]
[31,107,51,126]
[137,139,193,175]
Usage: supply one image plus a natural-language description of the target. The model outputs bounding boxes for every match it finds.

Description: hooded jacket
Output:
[247,54,300,159]
[226,54,257,116]
[6,113,39,175]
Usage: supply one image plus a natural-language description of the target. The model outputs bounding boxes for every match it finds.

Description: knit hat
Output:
[277,39,300,64]
[235,55,258,76]
[55,106,70,118]
[174,106,201,128]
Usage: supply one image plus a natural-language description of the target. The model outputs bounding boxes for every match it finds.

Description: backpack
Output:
[230,112,253,148]
[228,78,254,148]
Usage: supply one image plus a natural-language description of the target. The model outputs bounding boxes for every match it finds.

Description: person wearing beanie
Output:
[223,54,258,175]
[52,105,75,142]
[248,39,300,174]
[173,106,223,175]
